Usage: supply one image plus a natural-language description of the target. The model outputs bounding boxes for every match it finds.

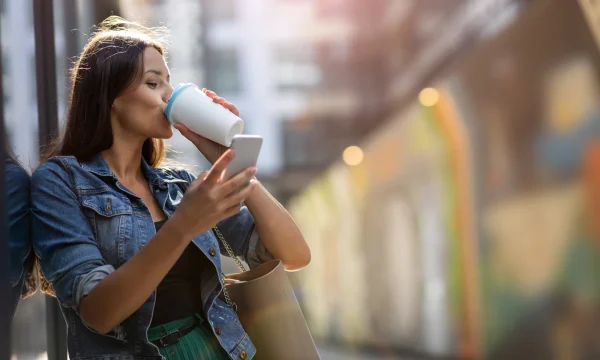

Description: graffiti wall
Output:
[290,0,600,358]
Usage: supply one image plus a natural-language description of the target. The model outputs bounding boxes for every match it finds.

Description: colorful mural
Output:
[290,1,600,359]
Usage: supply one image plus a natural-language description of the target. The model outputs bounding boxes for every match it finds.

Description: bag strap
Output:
[212,226,247,273]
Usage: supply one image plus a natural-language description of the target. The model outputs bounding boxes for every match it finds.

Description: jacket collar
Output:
[81,154,187,188]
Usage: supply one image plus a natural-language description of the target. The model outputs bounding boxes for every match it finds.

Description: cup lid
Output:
[164,83,197,124]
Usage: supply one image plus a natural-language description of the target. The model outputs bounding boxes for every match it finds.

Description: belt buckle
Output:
[159,329,182,347]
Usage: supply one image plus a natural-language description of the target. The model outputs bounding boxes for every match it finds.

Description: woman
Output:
[5,141,35,318]
[31,16,310,359]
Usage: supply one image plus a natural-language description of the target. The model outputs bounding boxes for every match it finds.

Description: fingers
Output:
[222,102,240,116]
[202,88,217,100]
[202,88,239,116]
[202,89,224,105]
[216,166,257,198]
[174,123,204,147]
[203,88,216,97]
[205,150,235,184]
[174,123,194,140]
[223,278,238,286]
[173,123,189,133]
[223,179,257,209]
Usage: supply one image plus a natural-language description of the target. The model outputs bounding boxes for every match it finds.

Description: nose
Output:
[163,83,174,104]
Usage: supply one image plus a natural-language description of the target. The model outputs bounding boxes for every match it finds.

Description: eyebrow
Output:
[145,69,171,81]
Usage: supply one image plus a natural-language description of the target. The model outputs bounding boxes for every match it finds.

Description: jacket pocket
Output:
[80,193,132,257]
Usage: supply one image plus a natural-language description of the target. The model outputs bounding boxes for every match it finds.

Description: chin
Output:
[155,127,174,139]
[151,120,174,139]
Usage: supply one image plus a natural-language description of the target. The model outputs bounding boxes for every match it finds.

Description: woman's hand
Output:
[174,89,240,164]
[170,150,257,239]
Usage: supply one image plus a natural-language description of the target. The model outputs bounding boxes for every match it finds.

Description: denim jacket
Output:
[6,159,33,317]
[31,155,274,359]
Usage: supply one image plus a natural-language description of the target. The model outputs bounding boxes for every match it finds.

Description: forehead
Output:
[142,47,168,71]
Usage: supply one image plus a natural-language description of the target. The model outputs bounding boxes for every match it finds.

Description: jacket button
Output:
[215,327,222,335]
[209,248,216,256]
[170,350,176,356]
[239,350,247,359]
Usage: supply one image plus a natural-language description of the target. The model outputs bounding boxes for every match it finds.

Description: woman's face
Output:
[111,47,174,141]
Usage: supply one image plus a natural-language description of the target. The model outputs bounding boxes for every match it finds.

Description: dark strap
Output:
[151,316,199,348]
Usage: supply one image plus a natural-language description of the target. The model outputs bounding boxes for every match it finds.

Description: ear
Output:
[111,97,120,111]
[110,96,124,121]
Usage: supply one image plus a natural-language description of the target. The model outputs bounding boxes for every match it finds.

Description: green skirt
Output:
[148,313,230,360]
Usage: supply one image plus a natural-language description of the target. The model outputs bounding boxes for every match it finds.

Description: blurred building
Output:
[1,0,38,168]
[1,0,123,169]
[198,0,353,184]
[273,0,526,204]
[289,0,600,359]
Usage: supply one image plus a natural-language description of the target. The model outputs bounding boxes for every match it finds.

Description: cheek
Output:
[115,91,163,128]
[130,90,162,114]
[118,103,147,128]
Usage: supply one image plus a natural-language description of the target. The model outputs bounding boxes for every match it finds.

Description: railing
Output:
[32,0,67,359]
[0,0,12,356]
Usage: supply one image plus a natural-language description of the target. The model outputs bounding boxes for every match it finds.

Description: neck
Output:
[101,137,146,184]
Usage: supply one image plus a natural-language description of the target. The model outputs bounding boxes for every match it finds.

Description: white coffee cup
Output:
[165,83,244,147]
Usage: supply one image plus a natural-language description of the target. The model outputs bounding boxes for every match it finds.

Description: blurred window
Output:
[275,46,321,91]
[206,48,241,94]
[205,0,236,22]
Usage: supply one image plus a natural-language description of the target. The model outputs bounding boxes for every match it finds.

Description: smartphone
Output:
[224,135,263,181]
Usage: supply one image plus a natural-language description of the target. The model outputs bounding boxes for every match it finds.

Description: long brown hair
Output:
[44,16,168,166]
[39,17,171,297]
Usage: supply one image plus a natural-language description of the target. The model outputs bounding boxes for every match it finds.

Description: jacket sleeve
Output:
[31,159,122,338]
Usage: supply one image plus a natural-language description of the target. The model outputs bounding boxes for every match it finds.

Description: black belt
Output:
[151,317,199,348]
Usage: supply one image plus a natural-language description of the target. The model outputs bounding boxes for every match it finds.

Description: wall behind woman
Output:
[1,0,49,356]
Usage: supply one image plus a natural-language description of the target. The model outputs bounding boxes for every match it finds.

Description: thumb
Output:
[175,123,207,148]
[191,171,209,185]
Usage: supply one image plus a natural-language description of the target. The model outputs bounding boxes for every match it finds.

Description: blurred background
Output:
[3,0,600,359]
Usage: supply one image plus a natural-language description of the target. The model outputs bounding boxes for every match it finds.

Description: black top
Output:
[151,220,208,326]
